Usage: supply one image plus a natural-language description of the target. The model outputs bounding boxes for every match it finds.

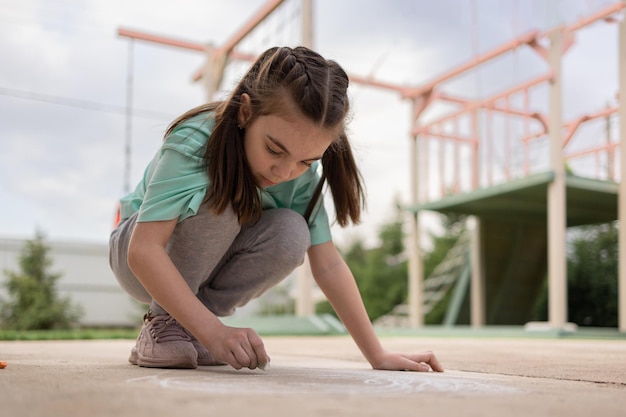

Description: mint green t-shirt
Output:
[119,113,332,246]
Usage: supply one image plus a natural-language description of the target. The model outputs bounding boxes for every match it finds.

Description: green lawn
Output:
[0,328,138,341]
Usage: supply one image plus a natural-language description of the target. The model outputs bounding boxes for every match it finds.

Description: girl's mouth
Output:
[260,175,277,187]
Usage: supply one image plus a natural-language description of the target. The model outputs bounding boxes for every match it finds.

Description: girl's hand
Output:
[371,350,444,372]
[204,324,269,370]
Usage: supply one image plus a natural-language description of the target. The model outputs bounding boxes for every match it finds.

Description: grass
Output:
[0,327,139,341]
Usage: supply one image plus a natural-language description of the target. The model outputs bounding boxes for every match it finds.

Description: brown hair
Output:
[165,46,365,226]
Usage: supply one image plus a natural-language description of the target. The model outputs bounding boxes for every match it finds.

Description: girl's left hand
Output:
[371,350,444,372]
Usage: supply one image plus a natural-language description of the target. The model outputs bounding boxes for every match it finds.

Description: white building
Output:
[0,238,139,327]
[0,237,305,327]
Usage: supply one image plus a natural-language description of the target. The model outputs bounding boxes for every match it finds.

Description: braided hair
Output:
[166,46,364,226]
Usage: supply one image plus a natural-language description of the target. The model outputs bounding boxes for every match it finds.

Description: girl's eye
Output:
[266,146,280,155]
[302,161,313,167]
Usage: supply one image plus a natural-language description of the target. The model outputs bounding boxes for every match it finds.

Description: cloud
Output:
[0,0,620,247]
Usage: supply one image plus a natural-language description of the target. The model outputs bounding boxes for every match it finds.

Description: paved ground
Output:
[1,334,625,417]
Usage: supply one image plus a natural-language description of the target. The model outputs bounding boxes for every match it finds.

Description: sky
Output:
[0,0,622,249]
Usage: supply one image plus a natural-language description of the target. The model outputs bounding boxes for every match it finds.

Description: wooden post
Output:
[407,131,423,327]
[547,28,568,329]
[469,216,485,327]
[618,0,626,333]
[296,0,315,317]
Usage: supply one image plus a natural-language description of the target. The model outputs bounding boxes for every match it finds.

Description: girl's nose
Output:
[272,162,292,181]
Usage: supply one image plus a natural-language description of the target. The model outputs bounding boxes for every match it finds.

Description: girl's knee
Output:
[266,208,310,242]
[263,208,310,261]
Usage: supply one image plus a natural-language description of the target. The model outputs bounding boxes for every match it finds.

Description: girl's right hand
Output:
[205,324,269,370]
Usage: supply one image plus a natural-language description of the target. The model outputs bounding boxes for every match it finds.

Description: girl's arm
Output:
[127,219,269,370]
[307,240,443,372]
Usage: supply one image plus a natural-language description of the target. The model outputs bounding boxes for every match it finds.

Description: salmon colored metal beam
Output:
[522,105,618,145]
[565,142,619,161]
[347,74,408,94]
[563,1,625,33]
[190,50,257,82]
[117,27,258,63]
[402,30,541,99]
[118,26,412,93]
[562,106,618,147]
[436,92,472,105]
[217,0,286,55]
[418,130,477,145]
[487,104,546,121]
[412,72,553,136]
[402,2,624,101]
[521,130,547,144]
[118,27,206,51]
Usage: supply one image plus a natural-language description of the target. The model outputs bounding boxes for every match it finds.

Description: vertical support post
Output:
[301,0,313,47]
[295,255,314,316]
[407,131,423,327]
[123,39,134,194]
[547,28,568,329]
[469,216,485,327]
[618,3,626,333]
[606,103,613,180]
[296,0,315,317]
[471,109,480,190]
[469,107,484,327]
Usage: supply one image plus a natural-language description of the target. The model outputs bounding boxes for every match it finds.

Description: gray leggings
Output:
[109,204,310,317]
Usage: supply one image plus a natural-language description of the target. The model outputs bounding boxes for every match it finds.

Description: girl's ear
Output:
[238,93,252,127]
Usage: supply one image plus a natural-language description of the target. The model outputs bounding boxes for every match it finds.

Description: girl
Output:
[109,46,443,373]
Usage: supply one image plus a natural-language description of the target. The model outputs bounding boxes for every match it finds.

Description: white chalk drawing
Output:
[126,367,522,397]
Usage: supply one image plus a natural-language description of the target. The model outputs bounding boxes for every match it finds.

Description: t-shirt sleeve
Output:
[136,126,210,223]
[136,153,206,223]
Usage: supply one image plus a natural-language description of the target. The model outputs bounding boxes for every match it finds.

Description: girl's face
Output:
[239,97,335,188]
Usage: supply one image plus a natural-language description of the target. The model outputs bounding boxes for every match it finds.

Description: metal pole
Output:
[407,133,423,327]
[301,0,313,47]
[296,0,315,317]
[123,39,134,194]
[547,28,568,329]
[470,109,484,327]
[407,95,423,327]
[618,0,626,333]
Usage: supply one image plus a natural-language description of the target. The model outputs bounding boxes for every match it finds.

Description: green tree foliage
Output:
[422,213,467,324]
[316,216,408,321]
[567,223,618,327]
[423,213,466,279]
[532,222,618,327]
[0,231,82,330]
[353,220,408,321]
[317,207,467,323]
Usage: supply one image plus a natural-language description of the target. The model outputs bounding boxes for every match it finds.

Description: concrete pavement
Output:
[1,335,625,417]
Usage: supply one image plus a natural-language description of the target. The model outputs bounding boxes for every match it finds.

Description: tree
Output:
[316,211,408,321]
[422,213,467,324]
[566,223,618,327]
[316,207,467,323]
[423,213,466,279]
[0,231,82,330]
[354,219,408,321]
[532,222,618,327]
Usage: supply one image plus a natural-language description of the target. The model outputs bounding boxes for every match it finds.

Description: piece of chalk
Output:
[258,359,270,371]
[0,360,7,369]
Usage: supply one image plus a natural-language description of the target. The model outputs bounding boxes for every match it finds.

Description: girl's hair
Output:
[166,46,365,226]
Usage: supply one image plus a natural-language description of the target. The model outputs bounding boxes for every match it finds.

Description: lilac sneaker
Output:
[128,313,197,369]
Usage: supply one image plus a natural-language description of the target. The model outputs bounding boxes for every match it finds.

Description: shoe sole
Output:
[129,347,197,369]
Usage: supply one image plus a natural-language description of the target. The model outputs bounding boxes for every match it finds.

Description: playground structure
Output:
[399,2,626,332]
[117,0,626,332]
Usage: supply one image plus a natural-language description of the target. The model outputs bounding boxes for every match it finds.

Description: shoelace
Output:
[147,315,192,344]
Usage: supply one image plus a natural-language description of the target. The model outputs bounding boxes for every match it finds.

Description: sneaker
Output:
[187,335,225,366]
[128,312,198,369]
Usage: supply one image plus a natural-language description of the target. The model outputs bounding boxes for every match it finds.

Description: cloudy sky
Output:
[0,0,621,248]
